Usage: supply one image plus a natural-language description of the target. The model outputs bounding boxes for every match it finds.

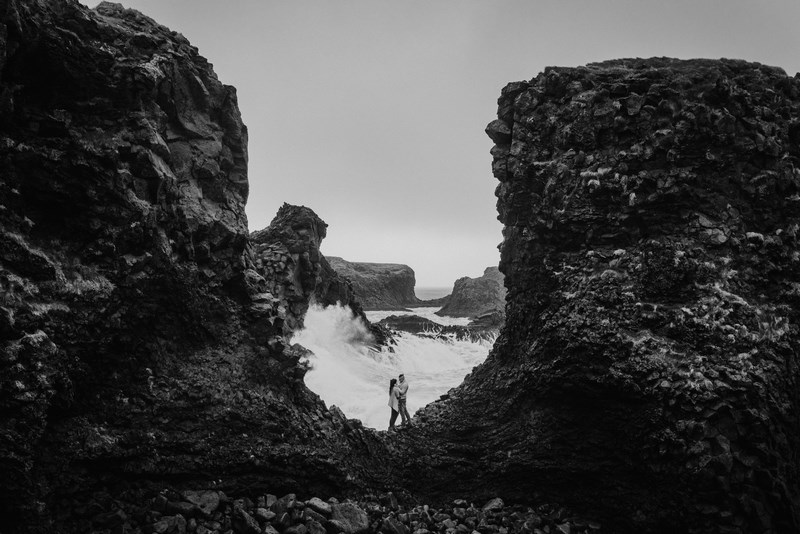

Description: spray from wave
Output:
[292,303,493,430]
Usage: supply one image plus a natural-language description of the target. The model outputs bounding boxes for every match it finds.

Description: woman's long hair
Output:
[389,378,397,394]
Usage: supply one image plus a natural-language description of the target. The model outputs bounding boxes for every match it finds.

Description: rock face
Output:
[327,257,420,310]
[436,266,506,319]
[249,204,363,333]
[397,59,800,533]
[249,204,390,346]
[0,2,389,530]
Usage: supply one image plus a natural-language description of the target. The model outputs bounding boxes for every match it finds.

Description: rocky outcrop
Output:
[327,257,420,310]
[436,266,506,318]
[248,204,390,347]
[393,59,800,533]
[0,3,389,531]
[377,315,497,343]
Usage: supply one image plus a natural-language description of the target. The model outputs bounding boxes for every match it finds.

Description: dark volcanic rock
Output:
[377,315,497,343]
[249,204,391,347]
[395,59,800,533]
[327,257,421,310]
[5,3,799,533]
[436,267,506,319]
[249,204,365,333]
[0,2,390,531]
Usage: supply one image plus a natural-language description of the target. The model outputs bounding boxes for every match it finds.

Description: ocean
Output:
[293,304,492,430]
[415,286,451,300]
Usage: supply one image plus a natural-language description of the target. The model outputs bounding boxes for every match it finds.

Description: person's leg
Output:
[398,398,408,425]
[401,402,412,425]
[389,409,398,429]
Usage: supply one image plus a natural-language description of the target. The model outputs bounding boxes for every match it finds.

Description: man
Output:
[397,373,412,426]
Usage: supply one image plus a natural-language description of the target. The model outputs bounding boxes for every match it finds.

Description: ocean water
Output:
[293,303,492,430]
[415,286,451,300]
[365,307,470,326]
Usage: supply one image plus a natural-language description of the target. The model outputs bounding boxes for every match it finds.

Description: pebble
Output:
[76,488,603,534]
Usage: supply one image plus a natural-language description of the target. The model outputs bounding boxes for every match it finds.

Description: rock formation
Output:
[436,266,506,320]
[249,204,390,346]
[5,2,800,533]
[0,2,389,530]
[377,314,497,343]
[326,257,420,310]
[394,58,800,533]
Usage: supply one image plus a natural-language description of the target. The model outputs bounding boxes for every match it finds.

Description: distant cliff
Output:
[327,256,420,310]
[436,266,506,319]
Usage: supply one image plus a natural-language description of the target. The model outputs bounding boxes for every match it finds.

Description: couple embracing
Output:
[388,373,411,430]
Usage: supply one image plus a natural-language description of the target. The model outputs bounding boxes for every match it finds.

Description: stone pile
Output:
[69,489,601,534]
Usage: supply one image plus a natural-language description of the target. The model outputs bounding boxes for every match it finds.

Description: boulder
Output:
[182,490,220,517]
[306,497,333,517]
[233,507,262,534]
[327,502,370,534]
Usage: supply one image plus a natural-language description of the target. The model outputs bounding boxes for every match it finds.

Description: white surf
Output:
[292,303,493,430]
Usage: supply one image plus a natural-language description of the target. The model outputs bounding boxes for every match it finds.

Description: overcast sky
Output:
[82,1,800,286]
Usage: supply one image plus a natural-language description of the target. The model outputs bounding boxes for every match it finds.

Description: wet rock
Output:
[328,502,370,534]
[166,501,197,517]
[285,525,308,534]
[183,491,220,517]
[306,497,333,517]
[232,507,262,534]
[307,519,327,534]
[254,507,275,523]
[380,517,409,534]
[482,499,504,513]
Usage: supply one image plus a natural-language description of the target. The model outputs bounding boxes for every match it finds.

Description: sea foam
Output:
[293,303,492,429]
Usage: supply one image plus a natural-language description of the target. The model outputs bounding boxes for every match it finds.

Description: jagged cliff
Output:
[0,2,389,531]
[326,257,420,310]
[436,266,506,320]
[395,59,800,533]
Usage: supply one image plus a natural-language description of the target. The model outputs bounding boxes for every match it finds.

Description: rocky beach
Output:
[1,1,800,533]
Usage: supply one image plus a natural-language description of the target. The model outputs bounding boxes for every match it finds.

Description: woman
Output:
[388,378,400,430]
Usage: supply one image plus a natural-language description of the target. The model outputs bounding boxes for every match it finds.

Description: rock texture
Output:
[248,204,390,347]
[377,315,497,343]
[436,266,506,319]
[327,257,420,311]
[5,3,800,533]
[43,486,601,534]
[395,58,800,533]
[0,3,389,531]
